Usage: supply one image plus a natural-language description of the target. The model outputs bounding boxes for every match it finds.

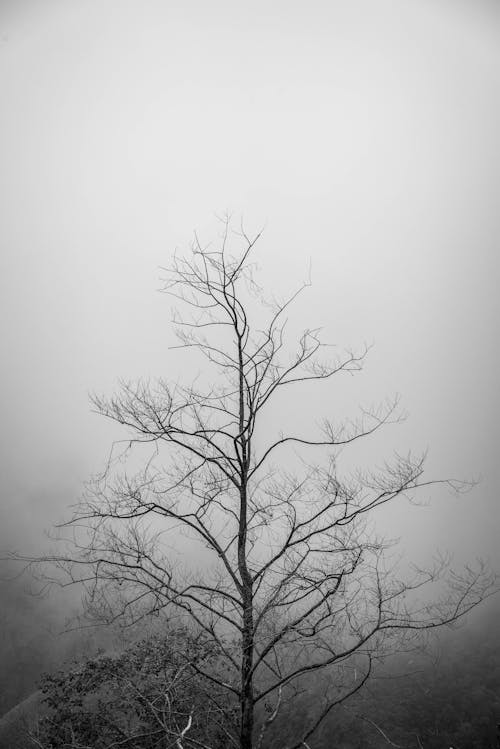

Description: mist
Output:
[1,0,499,741]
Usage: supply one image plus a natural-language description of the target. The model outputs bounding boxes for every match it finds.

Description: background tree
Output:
[17,220,497,749]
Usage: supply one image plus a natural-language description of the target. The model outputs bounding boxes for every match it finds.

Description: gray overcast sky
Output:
[0,0,499,568]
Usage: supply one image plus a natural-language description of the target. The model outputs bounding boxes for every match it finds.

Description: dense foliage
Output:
[33,629,237,749]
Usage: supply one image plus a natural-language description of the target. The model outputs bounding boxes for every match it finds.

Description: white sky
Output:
[0,0,499,568]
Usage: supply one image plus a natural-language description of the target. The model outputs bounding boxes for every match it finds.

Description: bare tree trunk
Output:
[240,587,254,749]
[239,478,255,748]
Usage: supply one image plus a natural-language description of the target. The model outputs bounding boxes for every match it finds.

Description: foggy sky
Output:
[0,0,499,575]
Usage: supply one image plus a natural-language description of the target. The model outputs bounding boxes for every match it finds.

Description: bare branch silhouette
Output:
[11,218,497,749]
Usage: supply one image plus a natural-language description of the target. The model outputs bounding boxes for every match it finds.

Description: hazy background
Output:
[0,0,499,660]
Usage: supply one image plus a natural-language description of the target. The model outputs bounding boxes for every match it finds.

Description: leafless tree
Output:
[16,219,497,749]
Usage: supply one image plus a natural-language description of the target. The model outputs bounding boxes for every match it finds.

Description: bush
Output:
[32,628,237,748]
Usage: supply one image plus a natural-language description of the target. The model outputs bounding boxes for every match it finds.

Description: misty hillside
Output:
[1,598,499,749]
[0,692,44,749]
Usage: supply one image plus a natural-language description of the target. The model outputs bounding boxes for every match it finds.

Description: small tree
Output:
[21,219,496,749]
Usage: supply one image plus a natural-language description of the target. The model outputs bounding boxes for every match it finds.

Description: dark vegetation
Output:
[1,602,496,749]
[33,630,237,749]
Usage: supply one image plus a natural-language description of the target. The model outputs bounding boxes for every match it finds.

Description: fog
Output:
[1,0,499,721]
